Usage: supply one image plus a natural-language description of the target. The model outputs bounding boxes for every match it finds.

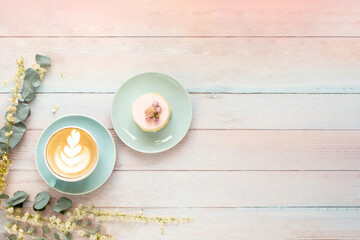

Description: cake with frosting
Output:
[132,93,171,132]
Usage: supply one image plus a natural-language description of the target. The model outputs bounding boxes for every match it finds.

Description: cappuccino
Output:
[45,127,98,180]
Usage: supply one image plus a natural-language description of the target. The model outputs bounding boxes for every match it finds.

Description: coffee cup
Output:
[44,126,99,187]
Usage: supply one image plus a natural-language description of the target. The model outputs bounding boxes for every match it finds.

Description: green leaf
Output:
[42,226,50,233]
[21,67,40,102]
[9,235,16,240]
[65,232,71,240]
[52,197,72,214]
[33,191,51,211]
[54,233,61,240]
[0,143,8,153]
[0,122,27,149]
[0,193,9,199]
[75,220,81,226]
[95,225,100,232]
[21,86,36,103]
[24,68,41,88]
[5,190,28,207]
[14,102,30,122]
[25,224,30,232]
[83,220,90,227]
[29,226,36,234]
[35,54,51,67]
[5,102,30,124]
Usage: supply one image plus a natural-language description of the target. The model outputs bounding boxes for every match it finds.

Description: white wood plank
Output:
[2,207,360,240]
[9,129,360,171]
[1,0,360,36]
[1,38,360,93]
[5,171,360,207]
[0,93,359,130]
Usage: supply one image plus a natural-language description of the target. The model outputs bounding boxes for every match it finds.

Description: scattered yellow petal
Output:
[5,131,13,137]
[51,105,59,114]
[2,80,8,86]
[160,226,164,235]
[61,73,66,78]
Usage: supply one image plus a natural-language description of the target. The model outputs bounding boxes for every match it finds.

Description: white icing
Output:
[54,129,91,174]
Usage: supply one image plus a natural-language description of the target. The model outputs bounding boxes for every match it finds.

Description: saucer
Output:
[111,72,192,153]
[35,115,116,195]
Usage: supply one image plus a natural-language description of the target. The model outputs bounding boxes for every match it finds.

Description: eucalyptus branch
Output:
[0,55,50,196]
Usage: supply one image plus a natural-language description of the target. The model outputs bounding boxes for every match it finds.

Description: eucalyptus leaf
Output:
[42,226,50,233]
[5,191,28,207]
[5,102,30,124]
[83,220,90,227]
[33,191,51,211]
[65,232,71,240]
[0,193,9,199]
[35,54,51,67]
[52,197,72,214]
[0,143,8,153]
[75,220,81,226]
[9,235,16,240]
[25,224,30,232]
[21,86,36,103]
[24,68,41,88]
[95,225,100,232]
[29,226,36,234]
[54,233,61,240]
[0,122,27,149]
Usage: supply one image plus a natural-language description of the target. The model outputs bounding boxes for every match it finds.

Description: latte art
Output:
[46,128,98,180]
[55,129,91,173]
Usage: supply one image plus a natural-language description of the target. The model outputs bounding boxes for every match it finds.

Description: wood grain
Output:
[0,93,358,130]
[9,129,360,171]
[1,38,360,93]
[100,208,360,240]
[1,0,360,36]
[1,0,360,238]
[1,207,359,240]
[5,170,360,207]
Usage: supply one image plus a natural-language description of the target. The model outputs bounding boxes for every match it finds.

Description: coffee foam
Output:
[46,128,98,179]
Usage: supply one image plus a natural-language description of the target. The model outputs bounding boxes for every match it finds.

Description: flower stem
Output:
[6,123,11,154]
[24,231,42,240]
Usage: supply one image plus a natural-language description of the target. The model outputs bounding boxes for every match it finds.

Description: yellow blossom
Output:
[78,230,86,237]
[51,105,59,114]
[90,235,97,240]
[32,63,46,80]
[5,131,13,137]
[3,80,8,86]
[8,106,17,113]
[6,113,15,123]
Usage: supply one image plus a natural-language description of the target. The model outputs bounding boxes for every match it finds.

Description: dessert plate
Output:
[111,72,192,153]
[35,115,116,195]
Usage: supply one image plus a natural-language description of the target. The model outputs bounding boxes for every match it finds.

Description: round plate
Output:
[35,115,116,195]
[111,72,192,153]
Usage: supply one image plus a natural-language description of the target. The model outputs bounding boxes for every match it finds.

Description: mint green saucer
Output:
[111,72,192,153]
[35,115,116,195]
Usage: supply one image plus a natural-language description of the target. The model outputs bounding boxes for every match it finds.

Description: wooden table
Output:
[1,0,360,239]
